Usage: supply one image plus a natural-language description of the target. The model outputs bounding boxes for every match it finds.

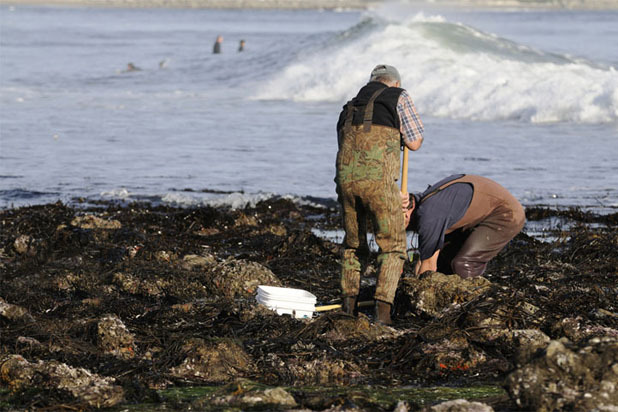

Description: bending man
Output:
[403,174,525,278]
[335,64,424,325]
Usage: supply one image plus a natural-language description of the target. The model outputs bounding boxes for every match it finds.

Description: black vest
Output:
[337,81,404,133]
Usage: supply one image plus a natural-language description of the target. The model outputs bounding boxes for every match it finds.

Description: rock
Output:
[419,333,487,374]
[510,329,551,365]
[193,380,297,410]
[208,257,281,299]
[0,298,34,323]
[267,353,360,385]
[169,338,253,382]
[112,272,166,297]
[424,399,494,412]
[71,214,121,230]
[505,336,618,411]
[181,253,217,270]
[97,315,136,359]
[234,212,259,227]
[16,336,44,351]
[155,250,174,262]
[393,400,410,412]
[234,386,297,408]
[399,272,492,317]
[0,354,124,408]
[13,234,34,255]
[552,316,618,343]
[112,272,140,294]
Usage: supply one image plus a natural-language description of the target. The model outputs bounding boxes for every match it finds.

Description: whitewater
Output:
[1,4,617,212]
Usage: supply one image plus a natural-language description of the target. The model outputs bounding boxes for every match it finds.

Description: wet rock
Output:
[97,315,136,359]
[16,336,44,351]
[71,214,122,230]
[192,379,297,410]
[112,272,140,294]
[0,297,34,322]
[419,332,487,374]
[201,382,297,409]
[155,250,174,262]
[234,212,259,227]
[394,400,410,412]
[465,300,543,342]
[264,222,287,237]
[505,336,618,411]
[321,314,397,342]
[13,234,35,255]
[267,353,360,385]
[552,316,618,343]
[112,272,166,297]
[0,354,125,407]
[509,329,551,365]
[423,399,494,412]
[181,253,217,271]
[400,272,491,317]
[169,338,253,382]
[208,257,281,299]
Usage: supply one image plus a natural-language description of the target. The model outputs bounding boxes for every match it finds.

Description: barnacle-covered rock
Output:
[0,354,124,407]
[506,336,618,411]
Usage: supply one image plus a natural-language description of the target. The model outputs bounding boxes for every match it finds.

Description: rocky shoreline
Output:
[1,200,617,411]
[2,0,618,9]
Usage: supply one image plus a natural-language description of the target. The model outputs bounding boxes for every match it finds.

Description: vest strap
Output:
[420,175,468,204]
[363,88,386,132]
[343,99,355,132]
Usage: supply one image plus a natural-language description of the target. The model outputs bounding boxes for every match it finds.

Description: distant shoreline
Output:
[2,0,618,9]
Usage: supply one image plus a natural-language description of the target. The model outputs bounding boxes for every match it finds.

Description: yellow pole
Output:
[314,301,375,312]
[401,147,409,194]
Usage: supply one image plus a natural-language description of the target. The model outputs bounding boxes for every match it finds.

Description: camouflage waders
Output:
[335,89,407,304]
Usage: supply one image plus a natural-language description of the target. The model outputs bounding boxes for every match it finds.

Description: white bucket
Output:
[256,285,317,319]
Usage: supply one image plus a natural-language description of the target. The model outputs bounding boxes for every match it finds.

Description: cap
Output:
[369,64,401,84]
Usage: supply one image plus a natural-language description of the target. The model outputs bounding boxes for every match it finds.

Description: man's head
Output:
[370,64,401,87]
[403,193,420,228]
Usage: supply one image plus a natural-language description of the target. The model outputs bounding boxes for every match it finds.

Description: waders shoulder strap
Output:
[420,174,468,205]
[343,99,355,133]
[363,88,386,132]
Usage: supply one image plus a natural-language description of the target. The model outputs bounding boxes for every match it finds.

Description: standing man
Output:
[402,174,525,278]
[213,35,223,54]
[335,64,424,325]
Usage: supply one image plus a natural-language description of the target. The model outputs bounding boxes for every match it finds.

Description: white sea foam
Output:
[254,12,618,124]
[101,188,131,199]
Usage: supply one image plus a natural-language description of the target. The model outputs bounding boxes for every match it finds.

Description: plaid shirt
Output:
[397,90,424,145]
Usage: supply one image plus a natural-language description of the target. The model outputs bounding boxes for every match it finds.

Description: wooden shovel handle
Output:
[314,300,375,312]
[401,147,409,194]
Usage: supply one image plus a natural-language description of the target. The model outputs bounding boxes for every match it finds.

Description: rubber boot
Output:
[374,300,392,325]
[342,296,357,316]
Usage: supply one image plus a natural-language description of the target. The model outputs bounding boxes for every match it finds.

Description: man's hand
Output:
[401,192,412,227]
[401,191,410,212]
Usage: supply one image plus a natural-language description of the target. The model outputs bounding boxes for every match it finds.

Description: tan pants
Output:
[438,203,525,278]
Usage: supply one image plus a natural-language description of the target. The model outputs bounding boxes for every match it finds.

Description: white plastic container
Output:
[256,285,317,319]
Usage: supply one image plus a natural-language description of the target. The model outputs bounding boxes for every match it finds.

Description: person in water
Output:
[123,62,141,72]
[213,35,223,54]
[402,174,525,278]
[238,39,245,52]
[335,64,424,325]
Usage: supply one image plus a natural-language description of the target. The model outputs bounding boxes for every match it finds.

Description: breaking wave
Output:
[254,12,618,124]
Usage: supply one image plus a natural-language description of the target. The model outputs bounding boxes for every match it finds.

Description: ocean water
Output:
[1,3,617,212]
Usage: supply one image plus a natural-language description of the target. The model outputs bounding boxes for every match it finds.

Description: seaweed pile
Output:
[1,199,616,411]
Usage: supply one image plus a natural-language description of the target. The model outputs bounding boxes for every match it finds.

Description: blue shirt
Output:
[414,175,474,260]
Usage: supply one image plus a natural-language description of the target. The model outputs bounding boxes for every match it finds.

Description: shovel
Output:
[401,146,409,194]
[314,300,375,312]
